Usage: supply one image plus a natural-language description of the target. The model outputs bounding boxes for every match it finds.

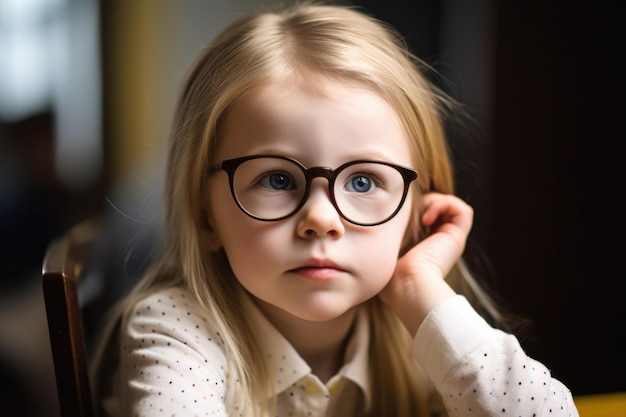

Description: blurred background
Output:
[0,0,622,415]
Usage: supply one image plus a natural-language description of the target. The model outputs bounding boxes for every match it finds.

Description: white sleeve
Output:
[413,295,579,417]
[112,289,230,417]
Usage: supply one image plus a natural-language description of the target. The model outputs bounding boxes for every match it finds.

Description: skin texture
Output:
[202,80,470,380]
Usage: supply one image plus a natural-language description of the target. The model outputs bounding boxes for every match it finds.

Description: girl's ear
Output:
[198,205,222,252]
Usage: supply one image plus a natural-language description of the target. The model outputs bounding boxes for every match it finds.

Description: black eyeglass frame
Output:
[210,154,418,226]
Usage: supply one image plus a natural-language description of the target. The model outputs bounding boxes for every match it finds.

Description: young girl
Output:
[91,3,579,416]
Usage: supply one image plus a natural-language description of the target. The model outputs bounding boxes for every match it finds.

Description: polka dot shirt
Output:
[100,288,579,417]
[414,296,579,417]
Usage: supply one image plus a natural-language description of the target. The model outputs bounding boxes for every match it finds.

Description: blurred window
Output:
[0,0,102,189]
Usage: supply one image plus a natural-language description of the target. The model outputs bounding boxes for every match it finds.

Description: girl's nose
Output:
[296,180,345,239]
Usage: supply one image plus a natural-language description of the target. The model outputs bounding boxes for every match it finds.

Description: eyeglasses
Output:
[210,155,417,226]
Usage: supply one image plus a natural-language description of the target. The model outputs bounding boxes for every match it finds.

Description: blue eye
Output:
[346,175,375,193]
[259,172,296,190]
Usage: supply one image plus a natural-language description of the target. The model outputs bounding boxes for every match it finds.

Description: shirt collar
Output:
[242,295,372,405]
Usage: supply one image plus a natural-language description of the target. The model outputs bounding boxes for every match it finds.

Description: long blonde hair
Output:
[92,3,506,416]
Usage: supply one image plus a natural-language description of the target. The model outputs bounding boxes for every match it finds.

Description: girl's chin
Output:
[276,300,366,323]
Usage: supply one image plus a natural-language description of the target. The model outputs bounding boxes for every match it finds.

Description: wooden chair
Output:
[42,220,100,417]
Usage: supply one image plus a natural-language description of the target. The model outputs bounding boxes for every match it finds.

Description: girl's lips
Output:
[289,266,344,281]
[289,259,346,281]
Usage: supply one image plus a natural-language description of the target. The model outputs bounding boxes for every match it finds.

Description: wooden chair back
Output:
[42,220,99,417]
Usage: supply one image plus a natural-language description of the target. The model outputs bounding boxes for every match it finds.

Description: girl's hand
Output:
[379,192,474,336]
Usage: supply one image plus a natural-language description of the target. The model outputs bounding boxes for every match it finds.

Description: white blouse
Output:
[100,287,579,417]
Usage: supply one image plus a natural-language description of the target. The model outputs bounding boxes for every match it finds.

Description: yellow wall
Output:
[105,0,171,187]
[103,0,258,189]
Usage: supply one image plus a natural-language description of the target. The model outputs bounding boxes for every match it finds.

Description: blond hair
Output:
[92,3,506,416]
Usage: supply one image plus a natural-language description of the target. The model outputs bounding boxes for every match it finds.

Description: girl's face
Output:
[205,80,415,323]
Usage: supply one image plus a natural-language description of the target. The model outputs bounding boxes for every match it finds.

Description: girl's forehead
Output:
[214,78,412,166]
[236,77,392,121]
